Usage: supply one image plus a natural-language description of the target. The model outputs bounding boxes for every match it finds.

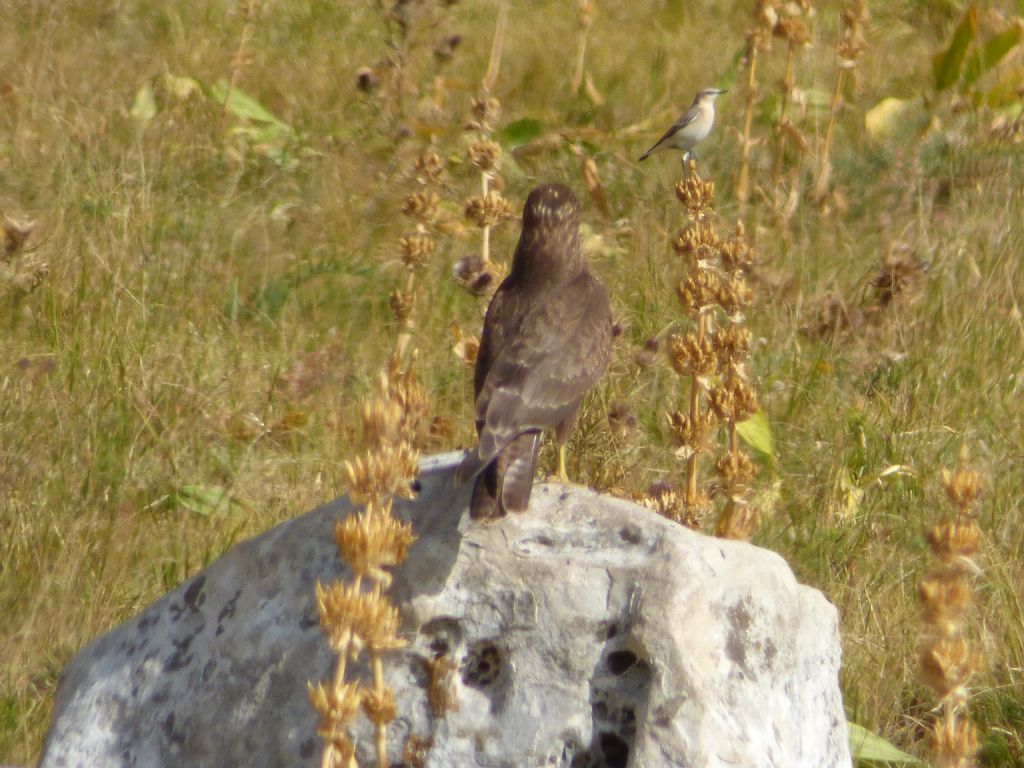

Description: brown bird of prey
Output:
[457,183,612,520]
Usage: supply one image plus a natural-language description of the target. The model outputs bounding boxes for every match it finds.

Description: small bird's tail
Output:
[638,150,651,162]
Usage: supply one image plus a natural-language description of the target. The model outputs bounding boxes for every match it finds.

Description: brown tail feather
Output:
[468,432,540,519]
[470,461,501,520]
[499,432,540,514]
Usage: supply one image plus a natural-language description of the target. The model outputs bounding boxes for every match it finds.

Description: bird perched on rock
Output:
[638,88,726,163]
[457,183,612,520]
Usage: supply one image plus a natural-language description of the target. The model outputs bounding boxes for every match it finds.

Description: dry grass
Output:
[2,1,1023,765]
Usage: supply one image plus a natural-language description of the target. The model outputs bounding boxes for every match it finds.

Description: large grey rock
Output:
[40,452,850,768]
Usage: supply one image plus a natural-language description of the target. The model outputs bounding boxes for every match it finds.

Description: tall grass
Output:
[2,0,1023,764]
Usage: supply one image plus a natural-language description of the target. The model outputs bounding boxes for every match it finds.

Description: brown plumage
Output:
[457,183,612,519]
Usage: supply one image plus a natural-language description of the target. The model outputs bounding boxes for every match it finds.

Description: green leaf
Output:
[130,82,157,125]
[736,411,773,458]
[848,722,924,764]
[177,484,247,518]
[210,79,291,129]
[962,23,1023,88]
[498,117,544,148]
[985,66,1024,108]
[932,7,977,91]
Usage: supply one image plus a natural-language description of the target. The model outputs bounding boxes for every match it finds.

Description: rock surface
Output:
[40,452,850,768]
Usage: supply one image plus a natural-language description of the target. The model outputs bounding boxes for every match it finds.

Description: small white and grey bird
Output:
[638,88,727,163]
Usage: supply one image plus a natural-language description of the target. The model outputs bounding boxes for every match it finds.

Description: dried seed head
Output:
[452,333,479,367]
[464,191,514,228]
[433,33,462,61]
[941,466,982,514]
[667,332,716,377]
[757,0,780,31]
[453,254,486,282]
[402,191,440,224]
[774,16,810,46]
[918,574,974,636]
[414,150,445,186]
[319,580,403,651]
[673,220,721,270]
[315,581,367,649]
[308,679,363,756]
[919,635,979,702]
[356,590,406,651]
[384,369,431,443]
[469,96,502,131]
[709,378,758,422]
[926,520,982,563]
[361,397,405,445]
[362,687,398,725]
[453,254,500,295]
[677,271,721,313]
[714,451,756,485]
[342,442,420,506]
[685,491,714,528]
[2,216,35,260]
[666,408,718,449]
[872,245,927,308]
[638,480,684,523]
[468,139,502,172]
[713,325,752,368]
[334,512,416,583]
[720,229,755,274]
[607,401,638,438]
[633,336,661,368]
[675,176,716,215]
[399,233,435,270]
[716,275,755,315]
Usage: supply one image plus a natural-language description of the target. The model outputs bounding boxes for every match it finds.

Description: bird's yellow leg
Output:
[557,444,569,483]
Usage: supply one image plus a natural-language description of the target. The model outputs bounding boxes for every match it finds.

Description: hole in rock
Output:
[606,650,637,676]
[599,732,629,768]
[460,641,503,689]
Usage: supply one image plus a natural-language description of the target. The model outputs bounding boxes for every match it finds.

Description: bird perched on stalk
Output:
[639,88,727,163]
[457,183,612,520]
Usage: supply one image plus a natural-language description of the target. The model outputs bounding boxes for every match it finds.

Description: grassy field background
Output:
[2,0,1023,764]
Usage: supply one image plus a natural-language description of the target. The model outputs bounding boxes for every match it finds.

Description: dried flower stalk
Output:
[771,10,811,184]
[814,0,868,203]
[312,368,426,768]
[736,0,777,204]
[652,160,761,536]
[221,0,261,130]
[571,0,596,95]
[394,151,446,370]
[312,149,435,767]
[918,448,984,768]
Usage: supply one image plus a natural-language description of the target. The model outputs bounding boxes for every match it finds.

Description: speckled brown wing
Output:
[465,268,611,517]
